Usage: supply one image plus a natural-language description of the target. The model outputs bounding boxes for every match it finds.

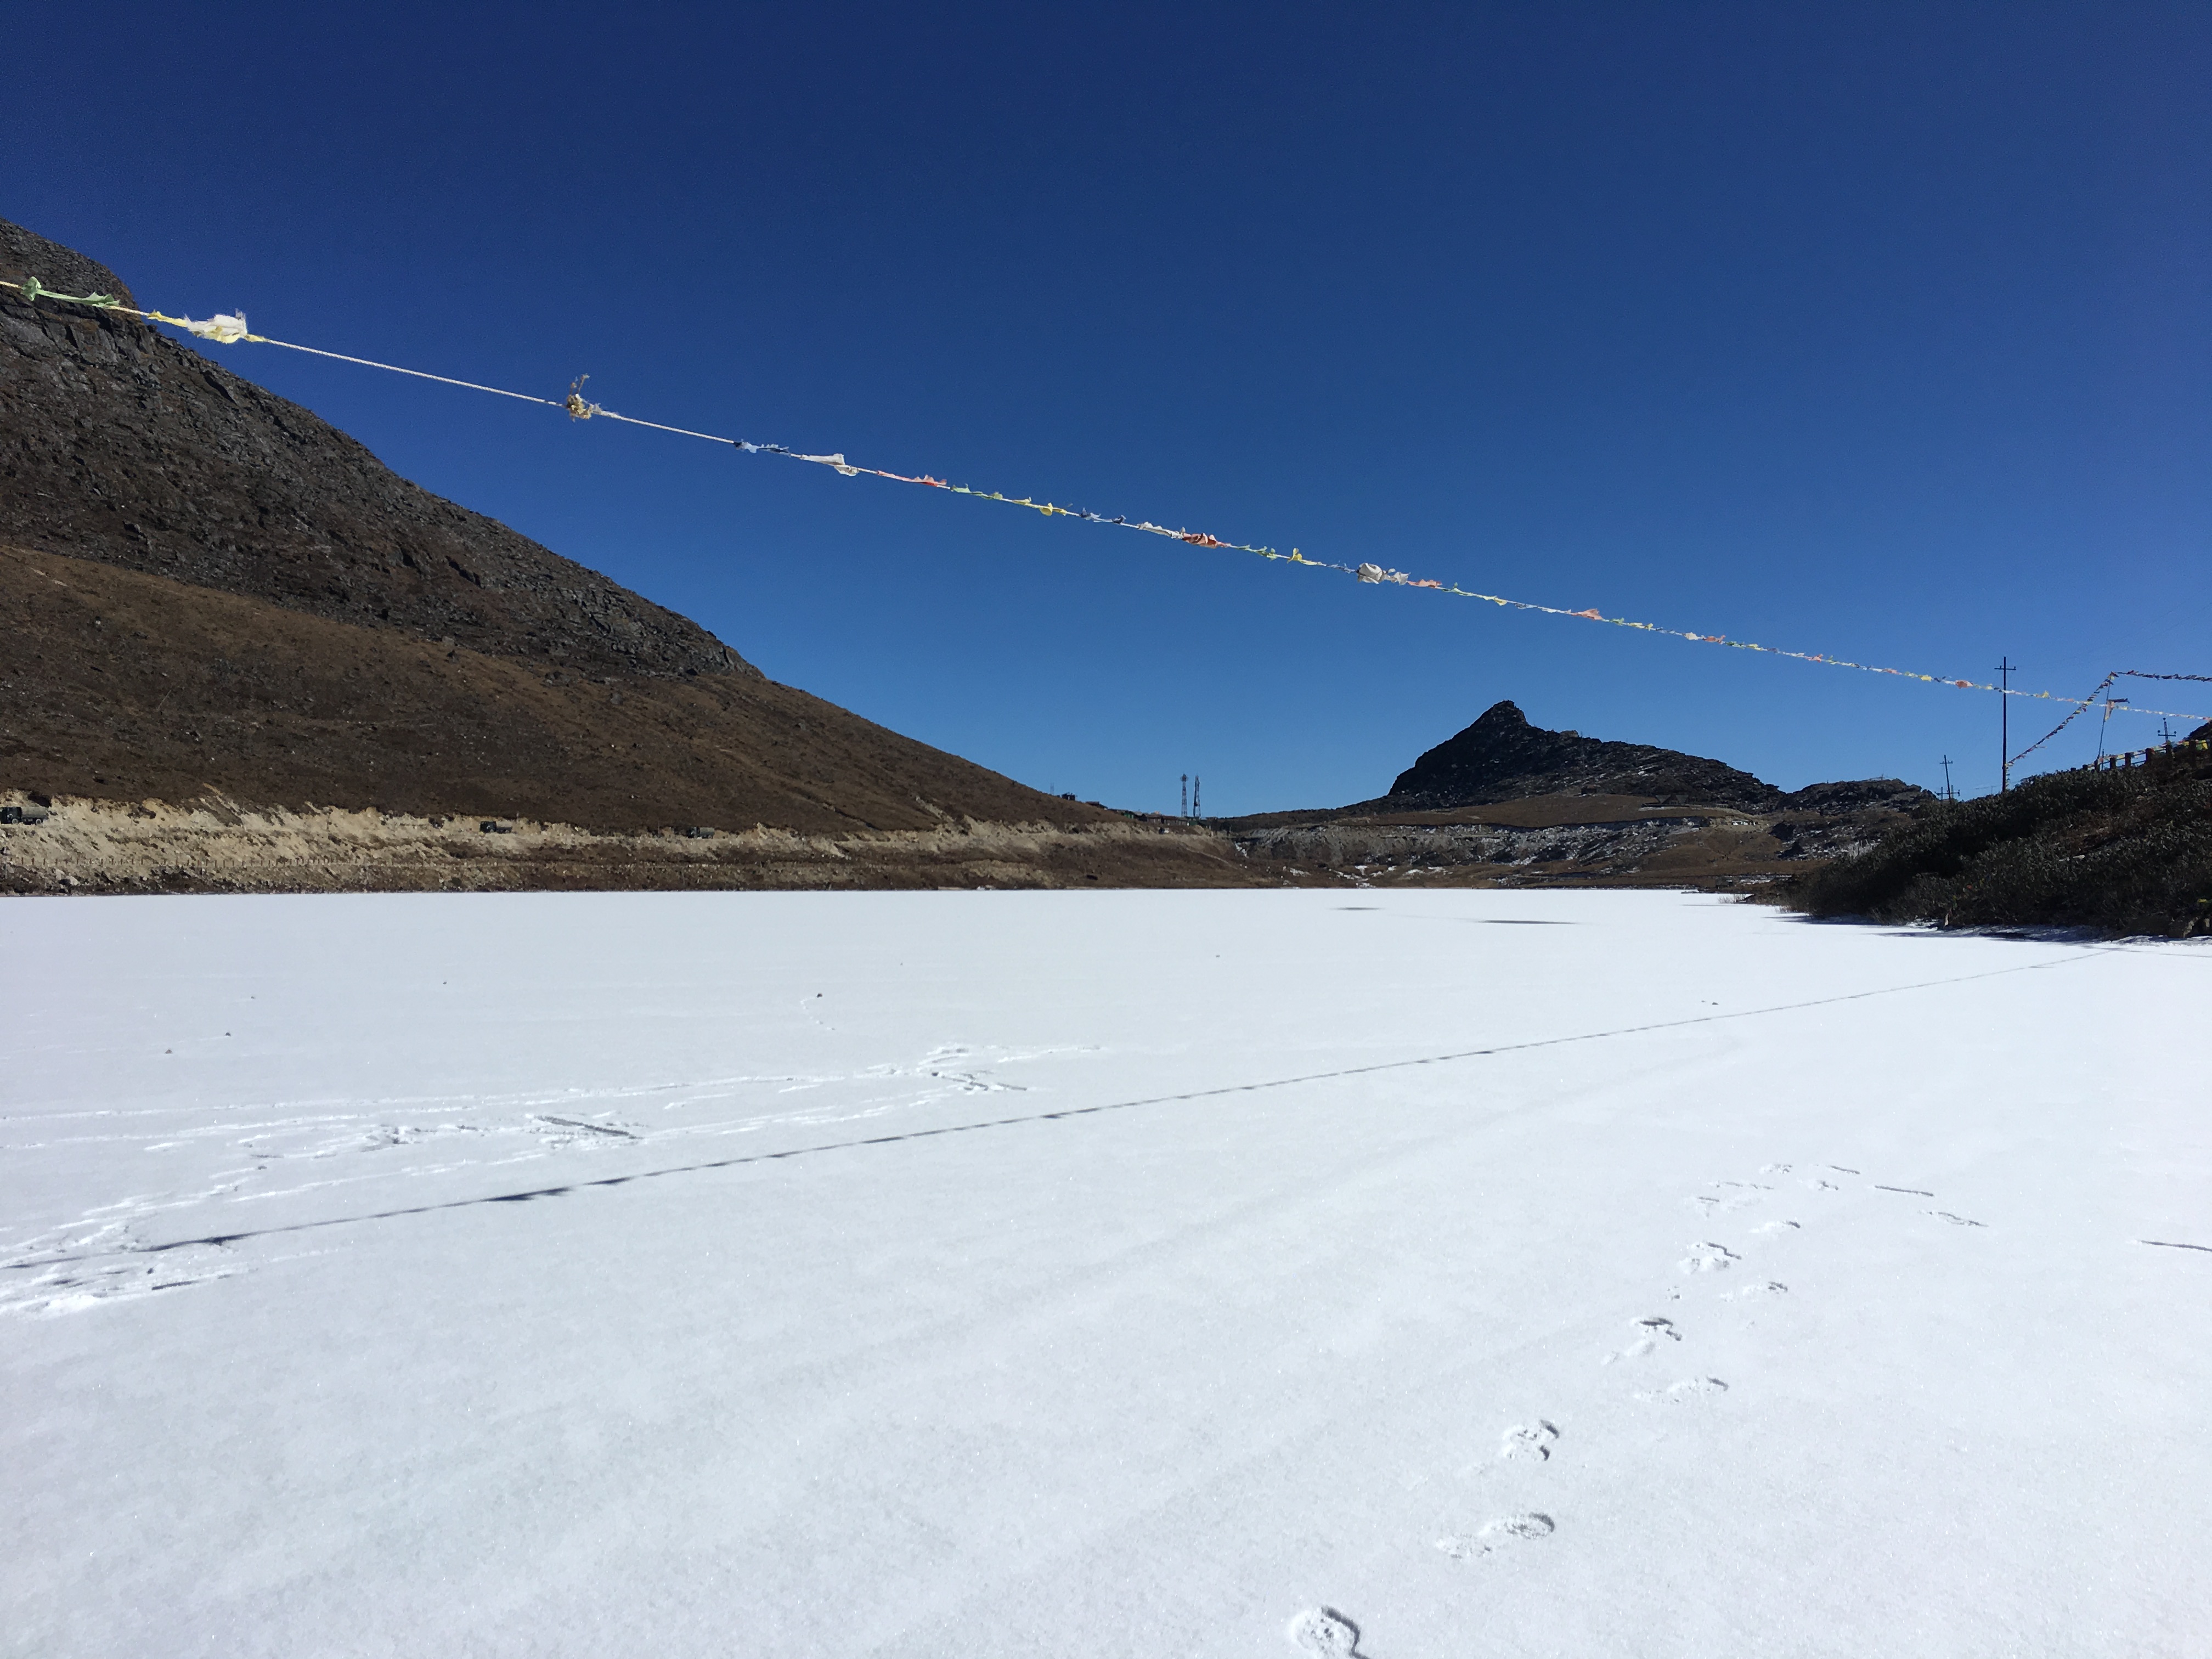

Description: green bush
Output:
[1788,748,2212,935]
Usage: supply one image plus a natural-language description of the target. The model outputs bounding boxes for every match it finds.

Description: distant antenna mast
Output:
[1996,658,2015,791]
[1180,774,1188,818]
[1940,755,1955,802]
[1193,774,1201,820]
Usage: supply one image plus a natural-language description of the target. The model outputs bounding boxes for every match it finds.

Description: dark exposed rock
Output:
[1,217,748,683]
[1373,700,1783,810]
[1218,701,1938,887]
[1776,778,1934,814]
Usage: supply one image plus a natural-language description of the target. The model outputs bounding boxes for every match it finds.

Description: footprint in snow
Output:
[1751,1220,1801,1236]
[1927,1210,1985,1227]
[1638,1376,1729,1405]
[1679,1243,1740,1274]
[3,1244,239,1318]
[1286,1607,1370,1657]
[1760,1163,1794,1175]
[1691,1187,1769,1216]
[1499,1420,1560,1462]
[528,1115,640,1150]
[1803,1178,1839,1192]
[1719,1280,1788,1301]
[1604,1317,1681,1363]
[1436,1514,1555,1561]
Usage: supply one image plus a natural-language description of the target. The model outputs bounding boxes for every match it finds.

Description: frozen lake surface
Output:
[4,889,2207,1657]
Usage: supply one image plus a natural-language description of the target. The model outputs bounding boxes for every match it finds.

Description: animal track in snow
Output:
[527,1115,640,1150]
[1500,1420,1560,1462]
[352,1122,488,1154]
[1927,1211,1985,1227]
[1719,1280,1788,1301]
[1751,1220,1801,1235]
[1874,1185,1936,1197]
[1679,1243,1740,1274]
[1,1240,237,1318]
[1690,1183,1770,1216]
[1286,1607,1370,1657]
[1436,1514,1555,1560]
[1830,1165,1861,1175]
[1759,1163,1793,1175]
[1638,1376,1729,1405]
[1605,1317,1682,1363]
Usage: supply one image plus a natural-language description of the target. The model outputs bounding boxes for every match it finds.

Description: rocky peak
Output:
[1380,699,1785,810]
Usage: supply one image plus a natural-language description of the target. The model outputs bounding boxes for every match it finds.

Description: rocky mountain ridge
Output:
[1371,700,1929,815]
[1378,699,1779,809]
[2,218,743,682]
[1220,701,1934,889]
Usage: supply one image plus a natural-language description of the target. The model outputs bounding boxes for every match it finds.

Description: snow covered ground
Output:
[3,889,2207,1658]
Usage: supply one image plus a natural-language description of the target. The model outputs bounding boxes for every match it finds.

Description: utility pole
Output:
[1940,755,1955,802]
[1996,658,2015,791]
[2097,695,2129,763]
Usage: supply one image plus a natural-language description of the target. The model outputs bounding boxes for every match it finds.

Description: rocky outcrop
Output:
[1,217,746,682]
[1217,702,1937,890]
[1375,700,1782,810]
[1775,778,1933,814]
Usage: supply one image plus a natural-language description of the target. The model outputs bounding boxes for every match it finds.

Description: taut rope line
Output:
[6,276,2203,727]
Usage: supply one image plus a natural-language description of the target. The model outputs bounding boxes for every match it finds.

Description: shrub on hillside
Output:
[1787,748,2212,936]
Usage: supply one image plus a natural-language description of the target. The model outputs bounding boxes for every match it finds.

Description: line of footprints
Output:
[1288,1162,1984,1656]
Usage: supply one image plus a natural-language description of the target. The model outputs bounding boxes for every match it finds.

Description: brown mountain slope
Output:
[2,217,741,681]
[1,541,1111,833]
[1,218,1131,848]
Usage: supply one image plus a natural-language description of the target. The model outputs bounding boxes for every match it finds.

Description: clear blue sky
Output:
[8,1,2207,812]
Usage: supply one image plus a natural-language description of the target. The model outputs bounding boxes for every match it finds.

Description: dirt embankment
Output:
[0,792,1252,896]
